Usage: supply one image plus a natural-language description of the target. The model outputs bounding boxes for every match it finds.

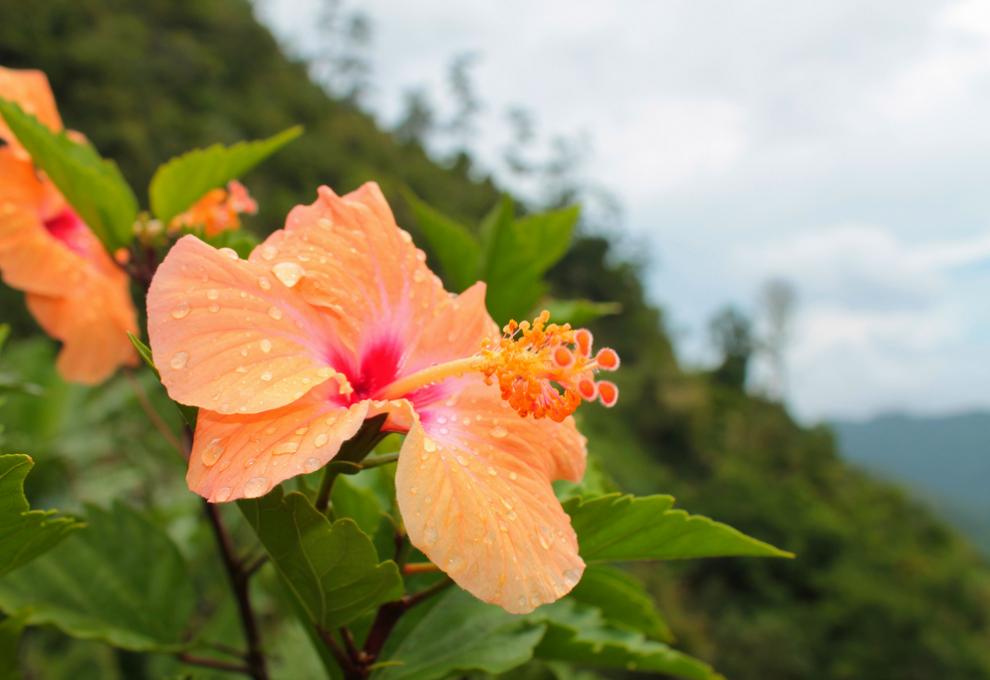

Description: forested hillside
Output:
[2,1,990,678]
[835,412,990,555]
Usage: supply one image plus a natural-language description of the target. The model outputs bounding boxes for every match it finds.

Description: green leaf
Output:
[564,493,792,562]
[373,588,546,680]
[403,190,481,292]
[0,100,139,251]
[239,488,402,631]
[0,614,27,680]
[127,333,156,374]
[0,454,82,577]
[534,600,721,680]
[149,126,302,223]
[542,298,622,326]
[0,502,196,651]
[331,475,387,540]
[569,565,673,642]
[482,204,580,323]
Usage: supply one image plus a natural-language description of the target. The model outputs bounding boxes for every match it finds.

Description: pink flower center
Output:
[44,208,91,257]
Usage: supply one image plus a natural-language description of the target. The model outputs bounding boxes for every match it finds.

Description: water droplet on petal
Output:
[208,303,220,313]
[303,457,322,473]
[490,425,508,438]
[258,276,272,291]
[487,466,498,476]
[295,427,309,435]
[260,371,273,382]
[268,306,283,320]
[214,487,232,502]
[412,269,426,283]
[318,217,332,229]
[272,441,298,455]
[423,438,437,452]
[273,261,304,287]
[201,437,225,466]
[456,454,469,466]
[517,595,527,609]
[425,525,439,545]
[563,568,581,587]
[508,471,518,481]
[260,245,277,260]
[260,338,272,353]
[314,433,329,447]
[170,351,189,369]
[244,476,270,498]
[171,302,190,319]
[207,289,220,300]
[448,555,462,570]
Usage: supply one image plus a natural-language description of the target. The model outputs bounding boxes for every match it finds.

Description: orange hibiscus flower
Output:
[146,183,619,613]
[169,180,258,236]
[0,67,137,384]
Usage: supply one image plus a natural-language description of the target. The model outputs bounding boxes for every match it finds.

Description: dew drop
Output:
[208,303,220,313]
[207,289,220,300]
[272,441,298,456]
[314,433,329,447]
[171,302,190,319]
[260,245,277,260]
[201,437,225,466]
[236,365,248,373]
[258,276,272,291]
[486,466,498,476]
[268,306,283,320]
[273,261,304,287]
[517,595,527,609]
[448,555,462,570]
[409,486,418,495]
[456,454,469,466]
[490,425,508,438]
[425,525,439,545]
[303,457,322,473]
[398,229,413,243]
[509,471,518,481]
[214,487,232,502]
[423,438,437,452]
[170,351,189,369]
[260,371,273,382]
[260,338,273,353]
[412,269,426,283]
[243,476,270,498]
[563,568,581,587]
[318,217,332,229]
[295,427,309,435]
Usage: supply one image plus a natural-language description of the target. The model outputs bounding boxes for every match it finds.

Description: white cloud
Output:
[261,0,990,419]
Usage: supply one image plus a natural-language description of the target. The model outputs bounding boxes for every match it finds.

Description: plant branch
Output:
[177,652,251,675]
[203,500,270,680]
[361,577,454,667]
[125,369,185,457]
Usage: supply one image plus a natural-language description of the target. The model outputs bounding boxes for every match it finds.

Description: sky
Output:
[260,0,990,422]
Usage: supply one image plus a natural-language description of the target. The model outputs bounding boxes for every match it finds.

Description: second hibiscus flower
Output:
[146,182,618,613]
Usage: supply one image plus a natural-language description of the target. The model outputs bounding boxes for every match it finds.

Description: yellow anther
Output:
[479,311,620,421]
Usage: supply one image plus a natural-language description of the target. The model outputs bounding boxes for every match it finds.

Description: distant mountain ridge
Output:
[833,411,990,553]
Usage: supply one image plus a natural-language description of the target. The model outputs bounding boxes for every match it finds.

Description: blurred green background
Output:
[1,1,990,678]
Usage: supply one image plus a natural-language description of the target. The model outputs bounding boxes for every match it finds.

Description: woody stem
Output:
[380,356,482,400]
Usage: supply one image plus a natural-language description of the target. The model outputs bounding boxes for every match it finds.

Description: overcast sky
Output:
[260,0,990,422]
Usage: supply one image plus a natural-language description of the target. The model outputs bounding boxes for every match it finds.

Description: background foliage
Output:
[1,0,990,678]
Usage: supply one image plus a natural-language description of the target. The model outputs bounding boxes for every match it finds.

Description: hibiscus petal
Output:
[402,281,498,375]
[148,235,349,414]
[0,151,82,297]
[188,384,370,502]
[0,67,63,152]
[248,183,455,367]
[395,376,587,614]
